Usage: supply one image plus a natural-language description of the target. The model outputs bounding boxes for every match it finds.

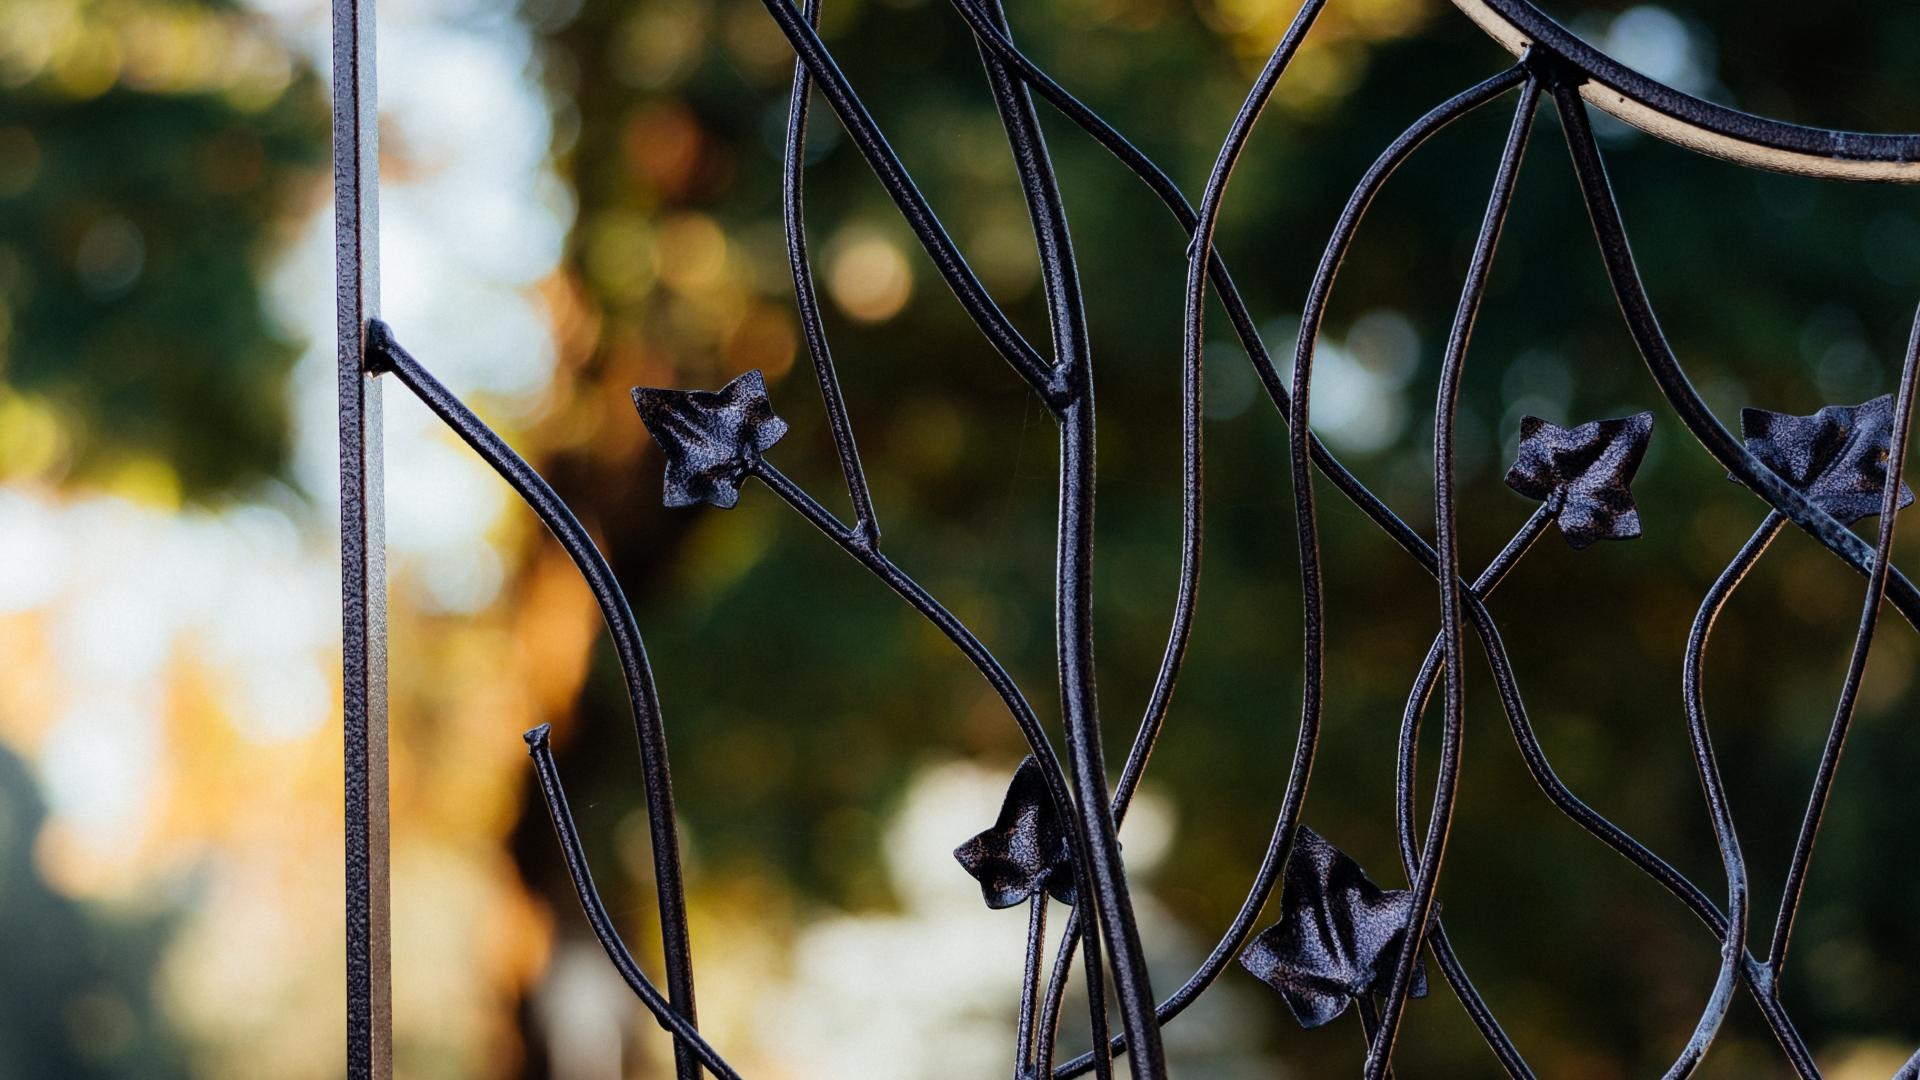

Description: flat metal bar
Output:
[333,0,389,1072]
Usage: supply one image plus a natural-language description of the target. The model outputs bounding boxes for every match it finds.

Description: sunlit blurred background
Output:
[5,0,1920,1074]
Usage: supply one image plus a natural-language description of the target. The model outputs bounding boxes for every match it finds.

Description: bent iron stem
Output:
[1364,75,1541,1080]
[1033,0,1344,1058]
[1669,516,1775,1078]
[1394,505,1552,1080]
[782,0,879,544]
[365,323,704,1078]
[963,0,1159,1065]
[1551,76,1920,635]
[1392,500,1815,1076]
[746,457,1115,1080]
[524,725,743,1080]
[1044,63,1530,1080]
[1769,303,1920,976]
[754,0,1063,401]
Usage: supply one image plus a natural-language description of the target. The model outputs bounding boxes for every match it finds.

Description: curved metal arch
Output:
[1452,0,1920,181]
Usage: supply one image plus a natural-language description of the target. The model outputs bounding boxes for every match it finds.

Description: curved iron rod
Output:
[1549,75,1920,636]
[1016,896,1049,1078]
[1034,0,1342,1055]
[1392,503,1817,1076]
[365,323,704,1077]
[1557,73,1920,1071]
[1667,514,1779,1076]
[1042,65,1528,1080]
[523,725,743,1080]
[928,35,1521,1069]
[960,36,1748,1070]
[1394,504,1552,1079]
[1452,0,1920,182]
[961,0,1156,1068]
[752,0,1064,402]
[1353,996,1395,1080]
[1055,307,1166,1074]
[744,457,1115,1079]
[1769,303,1920,975]
[777,4,1114,1065]
[1364,75,1541,1080]
[781,0,879,545]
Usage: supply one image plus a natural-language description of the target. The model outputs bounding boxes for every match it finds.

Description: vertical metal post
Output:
[333,0,389,1073]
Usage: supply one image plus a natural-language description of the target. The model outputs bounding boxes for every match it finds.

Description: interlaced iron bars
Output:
[333,0,1920,1074]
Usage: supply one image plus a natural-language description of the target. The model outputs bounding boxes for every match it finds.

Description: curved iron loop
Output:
[1549,76,1920,636]
[523,725,744,1080]
[958,0,1166,1064]
[1363,75,1541,1080]
[1032,0,1343,1055]
[1769,315,1920,977]
[365,323,704,1079]
[742,458,1116,1079]
[337,0,1920,1069]
[1393,503,1552,1079]
[1666,518,1776,1077]
[782,0,879,546]
[1045,64,1529,1080]
[753,0,1064,402]
[1451,0,1920,181]
[1391,499,1817,1077]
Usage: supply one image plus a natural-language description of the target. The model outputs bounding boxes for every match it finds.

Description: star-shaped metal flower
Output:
[1238,826,1428,1030]
[953,756,1076,909]
[1504,412,1655,549]
[631,370,789,509]
[1736,395,1914,525]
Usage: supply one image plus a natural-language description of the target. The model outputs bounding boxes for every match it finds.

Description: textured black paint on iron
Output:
[368,324,705,1079]
[1471,0,1920,173]
[956,756,1078,909]
[1505,412,1653,548]
[333,0,1920,1072]
[523,725,743,1080]
[332,0,387,1071]
[632,371,790,510]
[1239,827,1430,1030]
[1737,396,1917,525]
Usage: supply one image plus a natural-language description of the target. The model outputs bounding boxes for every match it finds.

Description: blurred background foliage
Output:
[4,0,1920,1074]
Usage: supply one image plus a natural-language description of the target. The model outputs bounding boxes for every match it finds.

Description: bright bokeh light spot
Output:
[828,230,913,323]
[1602,6,1711,96]
[0,490,69,612]
[654,211,729,294]
[39,693,160,835]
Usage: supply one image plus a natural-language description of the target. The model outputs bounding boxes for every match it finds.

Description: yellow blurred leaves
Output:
[0,0,296,108]
[1199,0,1431,113]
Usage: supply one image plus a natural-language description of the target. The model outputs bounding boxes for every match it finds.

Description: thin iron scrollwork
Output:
[348,0,1920,1072]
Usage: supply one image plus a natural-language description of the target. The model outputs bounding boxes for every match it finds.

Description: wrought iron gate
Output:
[333,0,1920,1075]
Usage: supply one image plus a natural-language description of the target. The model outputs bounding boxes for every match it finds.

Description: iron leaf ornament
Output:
[1736,395,1916,525]
[1504,412,1655,549]
[954,756,1077,909]
[1238,826,1429,1030]
[632,370,790,509]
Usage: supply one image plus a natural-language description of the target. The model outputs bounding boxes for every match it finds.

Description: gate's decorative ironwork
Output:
[332,0,1920,1074]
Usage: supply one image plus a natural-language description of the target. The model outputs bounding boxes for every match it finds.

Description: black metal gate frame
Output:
[333,0,1920,1075]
